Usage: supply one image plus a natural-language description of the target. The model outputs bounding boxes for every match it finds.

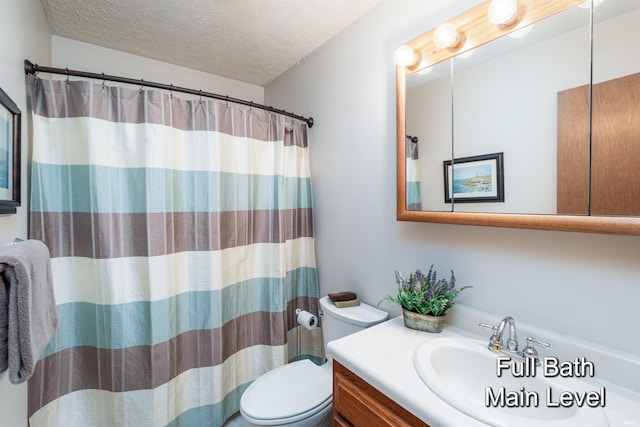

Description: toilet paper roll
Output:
[296,310,318,330]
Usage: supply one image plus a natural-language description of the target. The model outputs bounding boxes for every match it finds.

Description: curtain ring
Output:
[65,67,70,84]
[139,79,144,95]
[198,89,203,104]
[225,95,229,108]
[101,72,106,90]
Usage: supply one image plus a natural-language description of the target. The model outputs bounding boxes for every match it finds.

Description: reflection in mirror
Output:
[406,4,592,215]
[453,4,591,214]
[406,59,453,212]
[558,0,640,216]
[396,0,640,235]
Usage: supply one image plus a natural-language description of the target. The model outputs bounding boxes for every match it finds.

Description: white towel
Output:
[0,239,58,384]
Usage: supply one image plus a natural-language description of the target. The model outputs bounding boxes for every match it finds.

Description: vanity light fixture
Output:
[488,0,519,26]
[434,23,461,49]
[393,45,418,66]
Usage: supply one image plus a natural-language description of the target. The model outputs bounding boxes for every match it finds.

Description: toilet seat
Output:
[240,359,332,425]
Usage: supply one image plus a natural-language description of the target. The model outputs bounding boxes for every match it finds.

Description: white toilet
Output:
[239,296,388,427]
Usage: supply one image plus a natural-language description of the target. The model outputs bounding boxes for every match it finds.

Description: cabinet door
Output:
[332,361,429,427]
[557,84,590,215]
[591,73,640,215]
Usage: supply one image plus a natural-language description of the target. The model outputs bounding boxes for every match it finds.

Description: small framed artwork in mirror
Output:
[0,87,21,215]
[444,152,504,203]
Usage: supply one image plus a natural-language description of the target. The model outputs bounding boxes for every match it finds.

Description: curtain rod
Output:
[24,60,314,128]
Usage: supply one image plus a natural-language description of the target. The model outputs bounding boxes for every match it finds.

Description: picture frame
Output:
[444,152,504,203]
[0,87,21,214]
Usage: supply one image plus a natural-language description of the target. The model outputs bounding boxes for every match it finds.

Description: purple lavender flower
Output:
[389,266,471,316]
[427,265,437,285]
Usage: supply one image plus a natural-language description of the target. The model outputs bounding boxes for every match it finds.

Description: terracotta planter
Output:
[402,309,446,333]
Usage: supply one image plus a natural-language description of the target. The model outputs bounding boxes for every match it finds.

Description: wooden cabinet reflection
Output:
[557,72,640,216]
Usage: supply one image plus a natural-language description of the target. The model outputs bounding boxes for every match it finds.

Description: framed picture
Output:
[444,152,504,203]
[0,87,21,214]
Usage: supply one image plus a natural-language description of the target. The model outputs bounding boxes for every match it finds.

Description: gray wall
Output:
[265,0,640,356]
[0,0,51,423]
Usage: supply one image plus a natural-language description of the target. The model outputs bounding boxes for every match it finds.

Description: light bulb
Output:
[488,0,518,25]
[434,23,460,49]
[393,45,417,66]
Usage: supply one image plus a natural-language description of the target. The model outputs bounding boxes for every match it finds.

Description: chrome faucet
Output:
[494,316,518,352]
[479,316,552,365]
[480,316,518,352]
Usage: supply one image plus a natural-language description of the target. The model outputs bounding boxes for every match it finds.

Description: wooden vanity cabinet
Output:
[332,360,430,426]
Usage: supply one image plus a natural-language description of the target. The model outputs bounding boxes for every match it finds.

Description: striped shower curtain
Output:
[406,137,423,211]
[26,75,322,426]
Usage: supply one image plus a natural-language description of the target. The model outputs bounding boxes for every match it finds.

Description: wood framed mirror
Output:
[396,0,640,235]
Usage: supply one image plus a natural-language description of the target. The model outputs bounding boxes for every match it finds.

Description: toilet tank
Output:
[318,296,388,353]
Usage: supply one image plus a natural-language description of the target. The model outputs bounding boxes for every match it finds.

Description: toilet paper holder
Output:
[295,308,318,330]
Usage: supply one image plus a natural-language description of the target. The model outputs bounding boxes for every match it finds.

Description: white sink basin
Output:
[414,337,609,427]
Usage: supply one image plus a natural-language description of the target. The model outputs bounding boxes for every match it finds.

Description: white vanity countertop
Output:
[326,315,640,427]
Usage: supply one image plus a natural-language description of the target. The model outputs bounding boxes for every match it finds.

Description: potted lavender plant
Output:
[387,265,471,333]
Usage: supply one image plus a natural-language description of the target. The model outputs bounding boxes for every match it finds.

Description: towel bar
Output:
[0,239,25,273]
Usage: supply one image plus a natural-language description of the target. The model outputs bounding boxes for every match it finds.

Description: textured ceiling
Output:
[39,0,384,86]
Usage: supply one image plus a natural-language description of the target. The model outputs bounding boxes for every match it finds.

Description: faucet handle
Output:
[525,336,552,349]
[479,322,499,348]
[478,322,497,332]
[478,322,498,339]
[522,336,552,361]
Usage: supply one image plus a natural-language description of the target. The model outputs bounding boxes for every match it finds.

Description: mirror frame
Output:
[396,0,640,235]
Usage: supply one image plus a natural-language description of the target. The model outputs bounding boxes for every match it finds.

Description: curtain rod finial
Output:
[24,60,36,75]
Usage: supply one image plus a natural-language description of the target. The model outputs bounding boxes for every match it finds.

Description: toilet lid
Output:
[319,296,388,327]
[241,359,332,421]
